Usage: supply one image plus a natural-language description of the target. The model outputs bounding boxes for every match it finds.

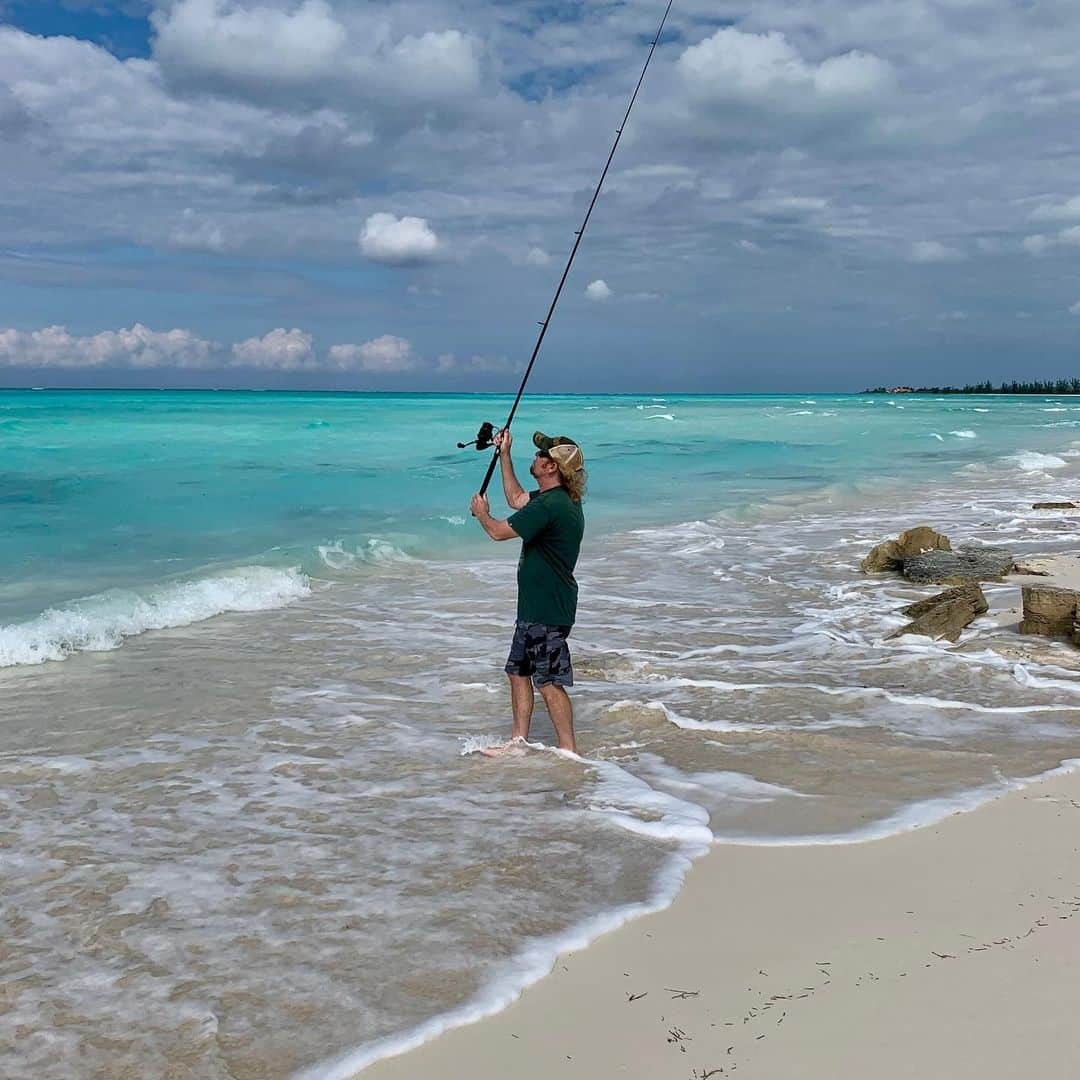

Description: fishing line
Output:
[459,0,675,494]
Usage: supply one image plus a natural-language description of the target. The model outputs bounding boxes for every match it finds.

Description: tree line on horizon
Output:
[863,379,1080,395]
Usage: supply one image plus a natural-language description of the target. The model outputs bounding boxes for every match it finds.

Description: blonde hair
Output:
[561,467,587,503]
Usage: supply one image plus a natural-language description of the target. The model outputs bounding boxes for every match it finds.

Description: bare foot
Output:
[477,741,528,758]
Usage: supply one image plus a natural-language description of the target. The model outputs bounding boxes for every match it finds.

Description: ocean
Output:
[4,389,1080,1077]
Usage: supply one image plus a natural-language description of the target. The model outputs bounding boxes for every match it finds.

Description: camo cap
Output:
[533,431,585,476]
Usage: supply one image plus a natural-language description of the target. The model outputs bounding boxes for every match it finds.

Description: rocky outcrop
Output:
[889,584,988,642]
[902,545,1015,585]
[861,526,951,573]
[1032,502,1078,510]
[1019,586,1080,641]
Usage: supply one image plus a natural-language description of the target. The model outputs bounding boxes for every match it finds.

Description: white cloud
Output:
[1070,301,1080,316]
[328,335,416,372]
[1023,234,1052,256]
[231,327,315,369]
[385,30,481,100]
[737,239,763,253]
[678,28,893,111]
[1023,226,1080,256]
[526,246,551,267]
[1031,196,1080,222]
[436,352,519,374]
[169,209,227,252]
[0,324,219,368]
[585,279,612,301]
[152,0,347,90]
[909,240,962,263]
[359,212,440,266]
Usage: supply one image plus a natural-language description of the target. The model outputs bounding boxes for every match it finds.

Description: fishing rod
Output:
[458,0,675,494]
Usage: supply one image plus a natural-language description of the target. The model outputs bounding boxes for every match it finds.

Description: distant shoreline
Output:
[865,383,1080,395]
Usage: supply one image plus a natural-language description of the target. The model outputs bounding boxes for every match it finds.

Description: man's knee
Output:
[537,682,569,702]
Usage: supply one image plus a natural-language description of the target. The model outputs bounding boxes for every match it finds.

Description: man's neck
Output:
[536,477,563,494]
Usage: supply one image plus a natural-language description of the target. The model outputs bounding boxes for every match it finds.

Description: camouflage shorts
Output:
[504,621,574,688]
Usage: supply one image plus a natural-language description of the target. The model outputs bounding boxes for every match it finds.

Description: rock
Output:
[895,526,952,559]
[1032,502,1078,510]
[902,545,1015,585]
[861,526,950,574]
[890,584,988,642]
[1019,585,1079,639]
[861,539,902,573]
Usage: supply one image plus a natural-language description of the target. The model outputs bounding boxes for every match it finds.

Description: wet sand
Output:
[362,761,1080,1080]
[359,555,1080,1080]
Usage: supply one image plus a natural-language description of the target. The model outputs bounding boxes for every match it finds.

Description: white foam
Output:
[949,430,976,438]
[316,538,416,570]
[711,759,1080,846]
[0,566,310,667]
[301,756,710,1080]
[640,754,809,802]
[647,413,675,421]
[1007,451,1067,471]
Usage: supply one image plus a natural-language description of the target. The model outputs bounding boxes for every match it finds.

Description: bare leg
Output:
[508,674,535,741]
[538,683,577,754]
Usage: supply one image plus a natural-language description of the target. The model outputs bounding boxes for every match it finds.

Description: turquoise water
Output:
[6,388,1080,1077]
[3,388,1078,637]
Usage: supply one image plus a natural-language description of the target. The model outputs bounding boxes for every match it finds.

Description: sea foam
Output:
[0,566,310,667]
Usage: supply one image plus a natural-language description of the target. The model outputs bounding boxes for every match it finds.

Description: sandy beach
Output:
[363,762,1080,1080]
[360,555,1080,1080]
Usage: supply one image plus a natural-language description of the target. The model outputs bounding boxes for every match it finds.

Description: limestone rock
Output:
[861,526,950,574]
[1032,502,1078,510]
[890,584,988,642]
[861,539,902,573]
[895,526,952,559]
[902,545,1015,585]
[1019,585,1080,639]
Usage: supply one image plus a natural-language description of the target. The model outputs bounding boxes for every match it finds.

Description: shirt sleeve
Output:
[507,492,551,542]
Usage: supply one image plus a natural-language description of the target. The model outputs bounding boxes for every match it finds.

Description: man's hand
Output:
[494,428,513,454]
[470,492,490,518]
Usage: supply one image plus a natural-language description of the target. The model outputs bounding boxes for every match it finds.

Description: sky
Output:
[0,0,1078,392]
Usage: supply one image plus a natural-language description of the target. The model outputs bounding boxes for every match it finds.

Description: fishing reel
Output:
[457,421,497,451]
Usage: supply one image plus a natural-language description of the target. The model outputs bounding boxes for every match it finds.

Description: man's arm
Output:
[470,493,519,541]
[494,430,530,510]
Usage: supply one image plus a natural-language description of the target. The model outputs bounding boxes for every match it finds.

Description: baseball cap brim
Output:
[533,431,578,452]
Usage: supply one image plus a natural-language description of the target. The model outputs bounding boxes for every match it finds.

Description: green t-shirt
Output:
[507,486,585,627]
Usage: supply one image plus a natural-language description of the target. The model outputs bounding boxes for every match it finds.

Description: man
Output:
[470,429,586,755]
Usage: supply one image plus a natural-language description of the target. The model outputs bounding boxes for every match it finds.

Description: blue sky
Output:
[1,1,1079,391]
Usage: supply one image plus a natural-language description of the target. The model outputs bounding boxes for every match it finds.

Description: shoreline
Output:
[358,759,1080,1080]
[347,555,1080,1080]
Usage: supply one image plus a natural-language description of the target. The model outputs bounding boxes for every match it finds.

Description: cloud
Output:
[436,353,519,374]
[1023,226,1080,256]
[152,0,347,92]
[909,240,963,263]
[585,279,612,301]
[359,212,440,266]
[169,209,227,252]
[231,327,315,369]
[0,324,220,368]
[1070,301,1080,316]
[677,28,893,112]
[151,1,481,112]
[526,246,551,267]
[327,335,416,372]
[1031,196,1080,222]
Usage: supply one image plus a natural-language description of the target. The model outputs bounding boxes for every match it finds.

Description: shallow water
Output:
[4,391,1080,1077]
